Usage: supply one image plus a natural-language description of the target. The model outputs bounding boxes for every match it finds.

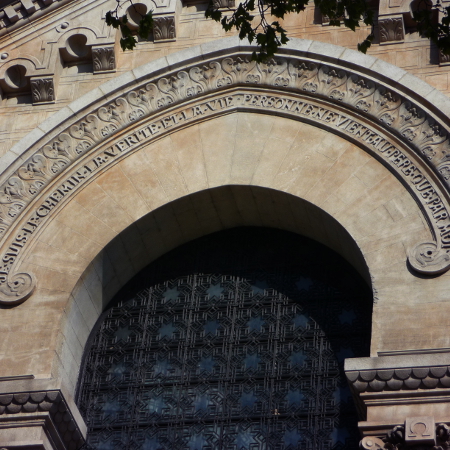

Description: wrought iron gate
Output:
[77,227,371,450]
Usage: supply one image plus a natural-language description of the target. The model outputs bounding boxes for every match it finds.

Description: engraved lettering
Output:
[104,146,119,157]
[115,140,129,152]
[192,105,204,116]
[124,134,139,146]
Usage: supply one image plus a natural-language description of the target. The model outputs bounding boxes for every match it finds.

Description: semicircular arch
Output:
[1,40,450,397]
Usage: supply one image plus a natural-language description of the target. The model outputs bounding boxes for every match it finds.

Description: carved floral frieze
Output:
[2,52,450,304]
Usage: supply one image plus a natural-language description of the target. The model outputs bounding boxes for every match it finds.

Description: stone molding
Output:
[378,15,405,43]
[0,385,86,450]
[2,39,450,305]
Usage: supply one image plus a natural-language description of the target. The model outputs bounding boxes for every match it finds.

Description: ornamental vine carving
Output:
[3,52,450,304]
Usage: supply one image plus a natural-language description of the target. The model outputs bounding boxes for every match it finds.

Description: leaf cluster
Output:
[106,2,153,51]
[413,0,450,55]
[206,0,374,60]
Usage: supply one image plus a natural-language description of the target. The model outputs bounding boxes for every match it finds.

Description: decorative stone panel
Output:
[91,45,116,73]
[378,15,405,43]
[405,416,436,446]
[30,76,55,103]
[153,16,176,41]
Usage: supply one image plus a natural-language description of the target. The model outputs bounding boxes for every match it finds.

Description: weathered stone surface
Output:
[2,0,450,445]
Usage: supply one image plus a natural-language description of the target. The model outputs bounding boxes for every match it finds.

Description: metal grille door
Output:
[77,228,371,450]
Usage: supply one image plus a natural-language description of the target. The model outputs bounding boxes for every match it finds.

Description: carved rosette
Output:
[0,389,85,449]
[153,16,176,41]
[379,16,405,43]
[92,46,116,72]
[30,77,55,103]
[3,51,450,303]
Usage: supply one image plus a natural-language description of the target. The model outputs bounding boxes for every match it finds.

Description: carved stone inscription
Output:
[2,90,450,306]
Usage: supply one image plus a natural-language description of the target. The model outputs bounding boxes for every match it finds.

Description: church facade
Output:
[2,0,450,447]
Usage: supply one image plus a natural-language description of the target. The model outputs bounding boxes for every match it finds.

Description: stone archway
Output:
[1,38,450,449]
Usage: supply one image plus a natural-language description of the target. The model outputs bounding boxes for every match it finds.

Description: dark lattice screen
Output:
[77,227,372,450]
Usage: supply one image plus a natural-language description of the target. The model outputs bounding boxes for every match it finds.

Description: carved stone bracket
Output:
[153,16,176,41]
[30,76,55,103]
[360,420,450,450]
[0,389,85,449]
[379,15,405,43]
[92,45,116,73]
